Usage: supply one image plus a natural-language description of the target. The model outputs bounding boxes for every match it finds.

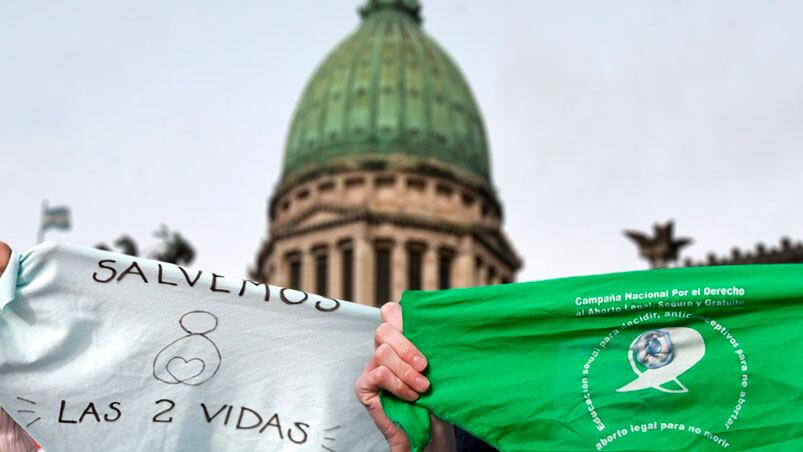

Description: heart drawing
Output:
[153,311,222,386]
[166,356,206,382]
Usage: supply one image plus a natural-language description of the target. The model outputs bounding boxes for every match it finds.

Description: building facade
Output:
[625,221,803,269]
[252,0,521,306]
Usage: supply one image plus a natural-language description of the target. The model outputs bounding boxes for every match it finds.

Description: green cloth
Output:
[381,264,803,451]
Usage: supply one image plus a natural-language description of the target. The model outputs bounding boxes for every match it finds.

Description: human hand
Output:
[0,242,10,275]
[0,241,39,452]
[356,302,429,450]
[355,302,454,452]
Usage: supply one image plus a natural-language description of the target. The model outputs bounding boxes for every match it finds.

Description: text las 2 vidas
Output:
[90,258,341,313]
[56,399,312,445]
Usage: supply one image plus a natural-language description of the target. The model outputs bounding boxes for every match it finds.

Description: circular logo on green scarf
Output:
[579,312,748,451]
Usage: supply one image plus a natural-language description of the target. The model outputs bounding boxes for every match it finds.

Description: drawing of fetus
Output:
[153,310,221,386]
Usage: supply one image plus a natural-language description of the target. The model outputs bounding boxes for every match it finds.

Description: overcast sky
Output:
[2,0,802,282]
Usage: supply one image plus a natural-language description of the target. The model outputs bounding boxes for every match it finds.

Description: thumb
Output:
[0,242,11,275]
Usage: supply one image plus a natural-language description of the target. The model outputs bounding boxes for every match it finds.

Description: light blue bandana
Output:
[0,242,384,451]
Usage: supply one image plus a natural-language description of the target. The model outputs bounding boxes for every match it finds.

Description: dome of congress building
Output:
[253,0,521,306]
[280,0,491,192]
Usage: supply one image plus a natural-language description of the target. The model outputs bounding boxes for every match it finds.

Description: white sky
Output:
[2,0,803,282]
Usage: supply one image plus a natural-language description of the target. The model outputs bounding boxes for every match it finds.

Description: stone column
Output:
[486,265,498,286]
[422,244,438,290]
[391,239,406,302]
[271,255,283,288]
[301,248,315,293]
[276,247,290,287]
[355,236,373,307]
[330,243,342,299]
[474,258,484,287]
[452,236,474,288]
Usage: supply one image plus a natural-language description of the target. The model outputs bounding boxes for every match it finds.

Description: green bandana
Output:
[381,264,803,451]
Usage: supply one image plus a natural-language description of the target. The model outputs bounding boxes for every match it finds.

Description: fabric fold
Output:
[0,242,386,451]
[381,263,803,451]
[0,249,20,309]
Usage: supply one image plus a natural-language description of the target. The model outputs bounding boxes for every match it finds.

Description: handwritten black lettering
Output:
[239,280,271,302]
[117,262,148,283]
[90,258,341,316]
[259,413,283,438]
[58,400,78,424]
[236,406,263,430]
[104,402,122,422]
[79,403,101,423]
[224,405,233,426]
[157,264,178,286]
[92,260,118,283]
[288,422,310,444]
[210,274,230,293]
[152,399,175,423]
[201,403,228,423]
[280,288,308,305]
[178,266,203,287]
[315,296,340,313]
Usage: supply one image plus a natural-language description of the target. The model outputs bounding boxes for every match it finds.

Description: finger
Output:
[0,242,11,275]
[375,322,427,372]
[380,302,403,332]
[353,375,408,448]
[372,343,429,392]
[356,365,417,404]
[0,408,35,452]
[368,365,419,402]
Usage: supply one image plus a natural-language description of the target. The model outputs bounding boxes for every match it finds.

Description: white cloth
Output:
[0,242,385,451]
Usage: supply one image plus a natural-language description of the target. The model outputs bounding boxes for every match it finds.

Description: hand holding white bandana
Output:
[0,242,38,452]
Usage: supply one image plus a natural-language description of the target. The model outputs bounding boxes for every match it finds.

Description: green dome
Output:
[280,0,491,188]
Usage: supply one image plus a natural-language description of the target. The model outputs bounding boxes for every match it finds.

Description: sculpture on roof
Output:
[624,221,692,269]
